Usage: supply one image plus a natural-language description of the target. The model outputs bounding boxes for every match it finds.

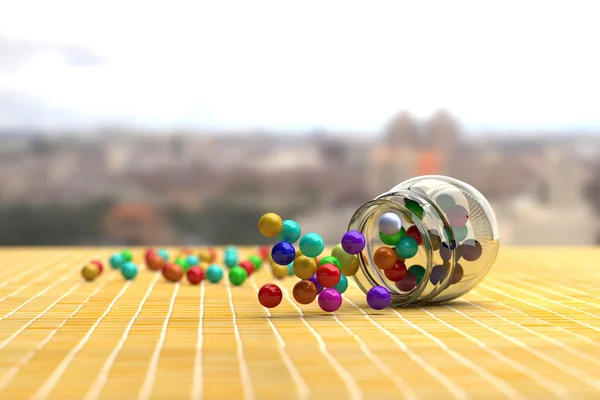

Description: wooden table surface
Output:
[0,247,599,400]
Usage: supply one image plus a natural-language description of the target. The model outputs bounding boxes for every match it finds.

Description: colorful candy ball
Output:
[248,255,263,271]
[278,220,302,243]
[384,260,407,281]
[109,253,125,269]
[406,226,423,246]
[187,266,205,285]
[332,244,359,276]
[163,263,184,282]
[367,286,391,310]
[224,249,238,268]
[451,263,464,284]
[187,255,200,267]
[395,236,419,259]
[89,259,104,274]
[334,274,348,294]
[316,263,341,288]
[271,263,289,279]
[121,262,138,280]
[293,280,318,304]
[395,270,417,292]
[379,227,406,246]
[319,256,341,270]
[157,249,169,261]
[341,230,366,255]
[271,241,296,265]
[309,273,325,294]
[460,240,482,262]
[259,245,270,261]
[318,288,343,312]
[81,264,100,281]
[206,264,223,283]
[258,213,283,238]
[239,260,255,276]
[447,205,469,228]
[146,253,165,271]
[293,255,318,280]
[258,284,283,308]
[299,233,325,258]
[374,247,397,270]
[229,266,247,286]
[121,249,133,262]
[378,212,403,236]
[408,265,426,285]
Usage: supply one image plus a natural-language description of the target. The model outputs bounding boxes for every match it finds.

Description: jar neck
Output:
[348,189,458,306]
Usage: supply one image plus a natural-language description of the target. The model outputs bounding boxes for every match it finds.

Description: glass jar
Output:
[348,175,500,306]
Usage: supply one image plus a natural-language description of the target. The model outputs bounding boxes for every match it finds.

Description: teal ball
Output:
[206,264,224,283]
[278,220,302,243]
[334,274,348,294]
[395,236,419,259]
[288,262,295,276]
[187,255,200,267]
[121,262,138,280]
[299,233,324,258]
[157,249,169,261]
[110,253,125,269]
[224,250,238,268]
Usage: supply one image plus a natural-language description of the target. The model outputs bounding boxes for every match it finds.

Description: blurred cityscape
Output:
[1,109,599,246]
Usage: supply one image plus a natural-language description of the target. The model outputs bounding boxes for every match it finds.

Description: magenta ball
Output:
[341,230,366,255]
[367,286,391,310]
[318,288,343,312]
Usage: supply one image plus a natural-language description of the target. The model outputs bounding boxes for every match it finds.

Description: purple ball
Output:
[341,230,366,255]
[309,273,324,294]
[318,288,343,312]
[367,286,391,310]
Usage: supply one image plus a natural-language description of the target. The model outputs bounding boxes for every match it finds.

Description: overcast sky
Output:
[1,0,599,134]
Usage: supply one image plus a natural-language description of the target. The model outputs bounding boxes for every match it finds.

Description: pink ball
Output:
[318,288,343,312]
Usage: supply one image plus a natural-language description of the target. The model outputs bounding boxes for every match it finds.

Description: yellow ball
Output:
[341,256,359,276]
[81,264,100,281]
[294,248,304,260]
[271,263,288,279]
[258,213,283,238]
[293,255,317,279]
[198,250,211,263]
[332,244,356,266]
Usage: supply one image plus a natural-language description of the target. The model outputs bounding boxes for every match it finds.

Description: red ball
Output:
[239,260,255,276]
[406,226,423,245]
[316,263,341,288]
[258,283,283,308]
[89,259,103,274]
[145,248,158,261]
[187,266,205,285]
[384,260,407,281]
[259,246,270,261]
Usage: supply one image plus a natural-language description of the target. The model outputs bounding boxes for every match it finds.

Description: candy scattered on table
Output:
[316,263,341,288]
[318,288,343,312]
[89,259,104,274]
[121,261,138,280]
[341,230,366,255]
[292,255,317,280]
[81,263,100,281]
[163,263,184,282]
[378,212,403,236]
[271,241,296,265]
[299,233,324,258]
[187,266,205,285]
[293,280,318,304]
[258,283,283,308]
[109,253,125,269]
[206,264,223,283]
[229,266,247,286]
[367,286,391,310]
[334,274,348,294]
[278,219,301,243]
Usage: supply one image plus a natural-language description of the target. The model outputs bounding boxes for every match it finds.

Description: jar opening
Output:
[348,189,457,306]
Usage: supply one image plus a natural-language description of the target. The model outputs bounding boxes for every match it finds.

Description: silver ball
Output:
[378,212,402,236]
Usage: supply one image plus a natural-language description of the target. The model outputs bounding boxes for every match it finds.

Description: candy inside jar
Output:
[348,175,500,307]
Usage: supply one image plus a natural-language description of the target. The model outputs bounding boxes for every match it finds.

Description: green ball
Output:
[299,233,324,258]
[405,200,424,220]
[248,255,262,270]
[395,236,419,259]
[175,257,190,272]
[319,256,341,270]
[379,227,406,246]
[453,225,469,242]
[408,265,425,285]
[121,249,133,262]
[206,264,223,283]
[229,266,247,286]
[334,274,348,294]
[121,262,138,280]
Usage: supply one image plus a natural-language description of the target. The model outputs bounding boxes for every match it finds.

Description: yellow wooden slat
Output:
[0,247,599,400]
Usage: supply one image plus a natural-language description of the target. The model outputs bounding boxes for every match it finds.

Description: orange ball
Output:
[146,253,165,271]
[374,247,397,270]
[163,263,184,282]
[293,280,318,304]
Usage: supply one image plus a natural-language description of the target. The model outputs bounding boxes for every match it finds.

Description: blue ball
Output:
[157,249,169,261]
[334,274,348,294]
[110,253,125,269]
[206,264,224,283]
[187,255,200,267]
[299,233,324,258]
[121,262,138,280]
[224,250,238,268]
[271,241,296,265]
[278,220,301,243]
